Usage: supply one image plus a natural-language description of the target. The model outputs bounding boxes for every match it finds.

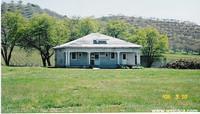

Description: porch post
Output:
[88,52,90,65]
[136,52,140,65]
[68,51,70,66]
[65,51,68,66]
[117,52,120,65]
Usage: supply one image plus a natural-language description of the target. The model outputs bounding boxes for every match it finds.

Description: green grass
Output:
[2,67,200,112]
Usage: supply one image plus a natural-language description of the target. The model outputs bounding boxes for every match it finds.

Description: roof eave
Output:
[53,46,142,49]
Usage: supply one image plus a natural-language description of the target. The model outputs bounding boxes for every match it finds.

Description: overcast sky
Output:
[2,0,200,24]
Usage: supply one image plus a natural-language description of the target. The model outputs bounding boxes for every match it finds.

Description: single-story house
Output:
[53,33,142,68]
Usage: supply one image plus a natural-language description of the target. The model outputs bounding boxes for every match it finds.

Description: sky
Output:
[2,0,200,24]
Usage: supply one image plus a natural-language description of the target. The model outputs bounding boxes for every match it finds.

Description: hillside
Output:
[1,1,64,19]
[1,1,200,54]
[99,15,200,53]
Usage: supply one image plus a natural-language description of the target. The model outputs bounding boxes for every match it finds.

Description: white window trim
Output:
[71,52,77,60]
[110,52,115,60]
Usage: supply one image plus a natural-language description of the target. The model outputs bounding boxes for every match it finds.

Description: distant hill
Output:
[1,1,200,54]
[99,15,200,54]
[1,1,64,19]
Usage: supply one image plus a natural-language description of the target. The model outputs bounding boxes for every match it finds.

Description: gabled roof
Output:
[54,33,142,49]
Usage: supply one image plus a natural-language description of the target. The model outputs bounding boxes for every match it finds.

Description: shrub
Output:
[165,59,200,69]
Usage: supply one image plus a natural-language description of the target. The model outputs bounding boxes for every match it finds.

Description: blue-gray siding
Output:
[70,52,89,66]
[55,49,138,68]
[69,52,118,68]
[55,49,65,67]
[99,52,117,68]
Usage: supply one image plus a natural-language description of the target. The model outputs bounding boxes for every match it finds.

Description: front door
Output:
[90,53,95,65]
[94,53,100,66]
[90,53,100,66]
[122,53,127,65]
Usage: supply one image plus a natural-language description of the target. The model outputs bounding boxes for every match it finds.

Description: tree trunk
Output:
[3,57,10,66]
[5,59,10,66]
[46,50,51,66]
[1,50,8,66]
[40,53,47,67]
[42,57,46,67]
[1,45,14,66]
[40,51,53,67]
[47,57,51,66]
[7,45,14,66]
[1,47,8,66]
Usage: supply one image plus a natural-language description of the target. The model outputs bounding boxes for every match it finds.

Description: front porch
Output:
[65,51,140,68]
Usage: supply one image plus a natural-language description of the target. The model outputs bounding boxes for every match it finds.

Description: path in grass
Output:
[2,67,200,112]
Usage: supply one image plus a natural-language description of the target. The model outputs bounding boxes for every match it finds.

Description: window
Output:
[110,53,115,59]
[98,40,107,44]
[123,54,126,60]
[93,40,98,44]
[95,54,99,59]
[100,52,106,57]
[77,52,82,59]
[71,52,77,60]
[93,39,107,44]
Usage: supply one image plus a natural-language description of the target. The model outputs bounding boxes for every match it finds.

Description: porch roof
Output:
[54,33,142,49]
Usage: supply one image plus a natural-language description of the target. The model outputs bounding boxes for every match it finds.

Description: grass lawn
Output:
[2,67,200,112]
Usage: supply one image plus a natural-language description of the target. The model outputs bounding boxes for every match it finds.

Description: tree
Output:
[129,27,168,67]
[79,17,100,36]
[1,12,26,66]
[67,17,100,41]
[104,20,130,38]
[22,13,69,67]
[67,17,81,41]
